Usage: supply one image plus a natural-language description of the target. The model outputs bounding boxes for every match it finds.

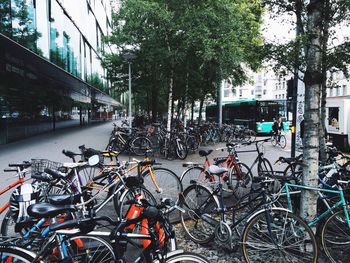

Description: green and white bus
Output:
[206,99,289,133]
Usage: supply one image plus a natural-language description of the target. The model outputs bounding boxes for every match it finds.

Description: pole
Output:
[291,78,298,158]
[128,62,132,133]
[218,79,224,128]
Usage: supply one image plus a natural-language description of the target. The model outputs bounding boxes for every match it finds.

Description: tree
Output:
[301,0,323,220]
[264,0,350,219]
[103,0,264,125]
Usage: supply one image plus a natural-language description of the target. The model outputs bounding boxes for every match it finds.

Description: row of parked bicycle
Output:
[179,140,350,263]
[0,145,210,262]
[106,121,257,160]
[1,136,348,262]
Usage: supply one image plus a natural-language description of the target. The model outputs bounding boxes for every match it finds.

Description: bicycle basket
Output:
[31,159,64,176]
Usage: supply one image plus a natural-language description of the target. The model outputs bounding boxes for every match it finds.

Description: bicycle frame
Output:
[0,167,28,214]
[281,183,350,228]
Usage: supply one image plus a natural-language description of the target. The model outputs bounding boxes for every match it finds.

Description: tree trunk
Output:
[151,85,159,122]
[183,70,189,123]
[319,0,330,163]
[191,99,195,123]
[198,97,204,125]
[301,0,324,221]
[167,71,174,133]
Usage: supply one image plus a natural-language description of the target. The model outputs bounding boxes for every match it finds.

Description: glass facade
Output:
[0,0,111,90]
[0,0,118,144]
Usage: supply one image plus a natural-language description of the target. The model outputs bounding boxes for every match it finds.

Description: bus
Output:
[206,99,289,133]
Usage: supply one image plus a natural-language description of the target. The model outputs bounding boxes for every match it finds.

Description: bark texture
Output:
[301,0,324,221]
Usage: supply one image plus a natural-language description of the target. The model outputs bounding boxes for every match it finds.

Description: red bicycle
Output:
[180,143,252,198]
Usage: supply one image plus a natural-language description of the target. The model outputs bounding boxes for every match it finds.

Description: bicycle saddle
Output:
[27,203,76,218]
[47,193,82,205]
[199,150,213,157]
[208,165,228,175]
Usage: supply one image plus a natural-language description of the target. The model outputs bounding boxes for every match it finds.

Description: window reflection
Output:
[1,0,110,92]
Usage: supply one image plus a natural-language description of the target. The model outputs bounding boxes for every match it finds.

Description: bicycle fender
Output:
[245,207,293,225]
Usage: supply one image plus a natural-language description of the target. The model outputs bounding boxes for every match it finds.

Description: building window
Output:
[224,90,230,97]
[239,89,243,97]
[275,95,278,99]
[337,87,341,96]
[263,90,266,95]
[282,94,285,99]
[343,85,347,96]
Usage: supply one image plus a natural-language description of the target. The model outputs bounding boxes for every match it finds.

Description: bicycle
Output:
[0,197,210,263]
[60,147,182,215]
[233,138,274,177]
[180,168,317,262]
[280,179,350,263]
[271,130,287,149]
[181,143,252,198]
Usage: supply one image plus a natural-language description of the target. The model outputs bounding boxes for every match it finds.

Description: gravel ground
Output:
[175,223,245,262]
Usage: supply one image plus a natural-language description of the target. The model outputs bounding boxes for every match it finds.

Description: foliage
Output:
[263,0,350,80]
[103,0,264,119]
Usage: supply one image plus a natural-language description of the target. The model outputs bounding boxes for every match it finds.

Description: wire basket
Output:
[31,159,63,176]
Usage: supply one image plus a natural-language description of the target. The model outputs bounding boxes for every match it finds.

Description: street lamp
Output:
[122,52,136,133]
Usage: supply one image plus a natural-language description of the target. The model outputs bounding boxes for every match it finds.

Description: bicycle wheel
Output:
[165,251,210,263]
[242,208,317,263]
[180,184,220,244]
[64,235,116,263]
[257,158,273,177]
[271,135,277,146]
[279,135,287,149]
[0,246,40,262]
[248,130,256,142]
[180,167,208,191]
[142,168,183,209]
[131,137,152,156]
[321,210,350,262]
[176,140,188,160]
[116,186,157,219]
[228,162,253,199]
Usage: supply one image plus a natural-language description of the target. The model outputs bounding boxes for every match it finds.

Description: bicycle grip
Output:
[4,169,18,172]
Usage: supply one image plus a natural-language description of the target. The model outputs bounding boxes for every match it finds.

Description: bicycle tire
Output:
[142,167,183,209]
[228,162,253,199]
[248,130,256,142]
[257,158,274,177]
[176,140,188,160]
[271,135,277,146]
[242,208,317,263]
[321,210,350,262]
[180,183,220,244]
[0,246,41,262]
[64,235,116,263]
[131,137,152,156]
[180,166,208,191]
[279,135,287,149]
[165,251,210,263]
